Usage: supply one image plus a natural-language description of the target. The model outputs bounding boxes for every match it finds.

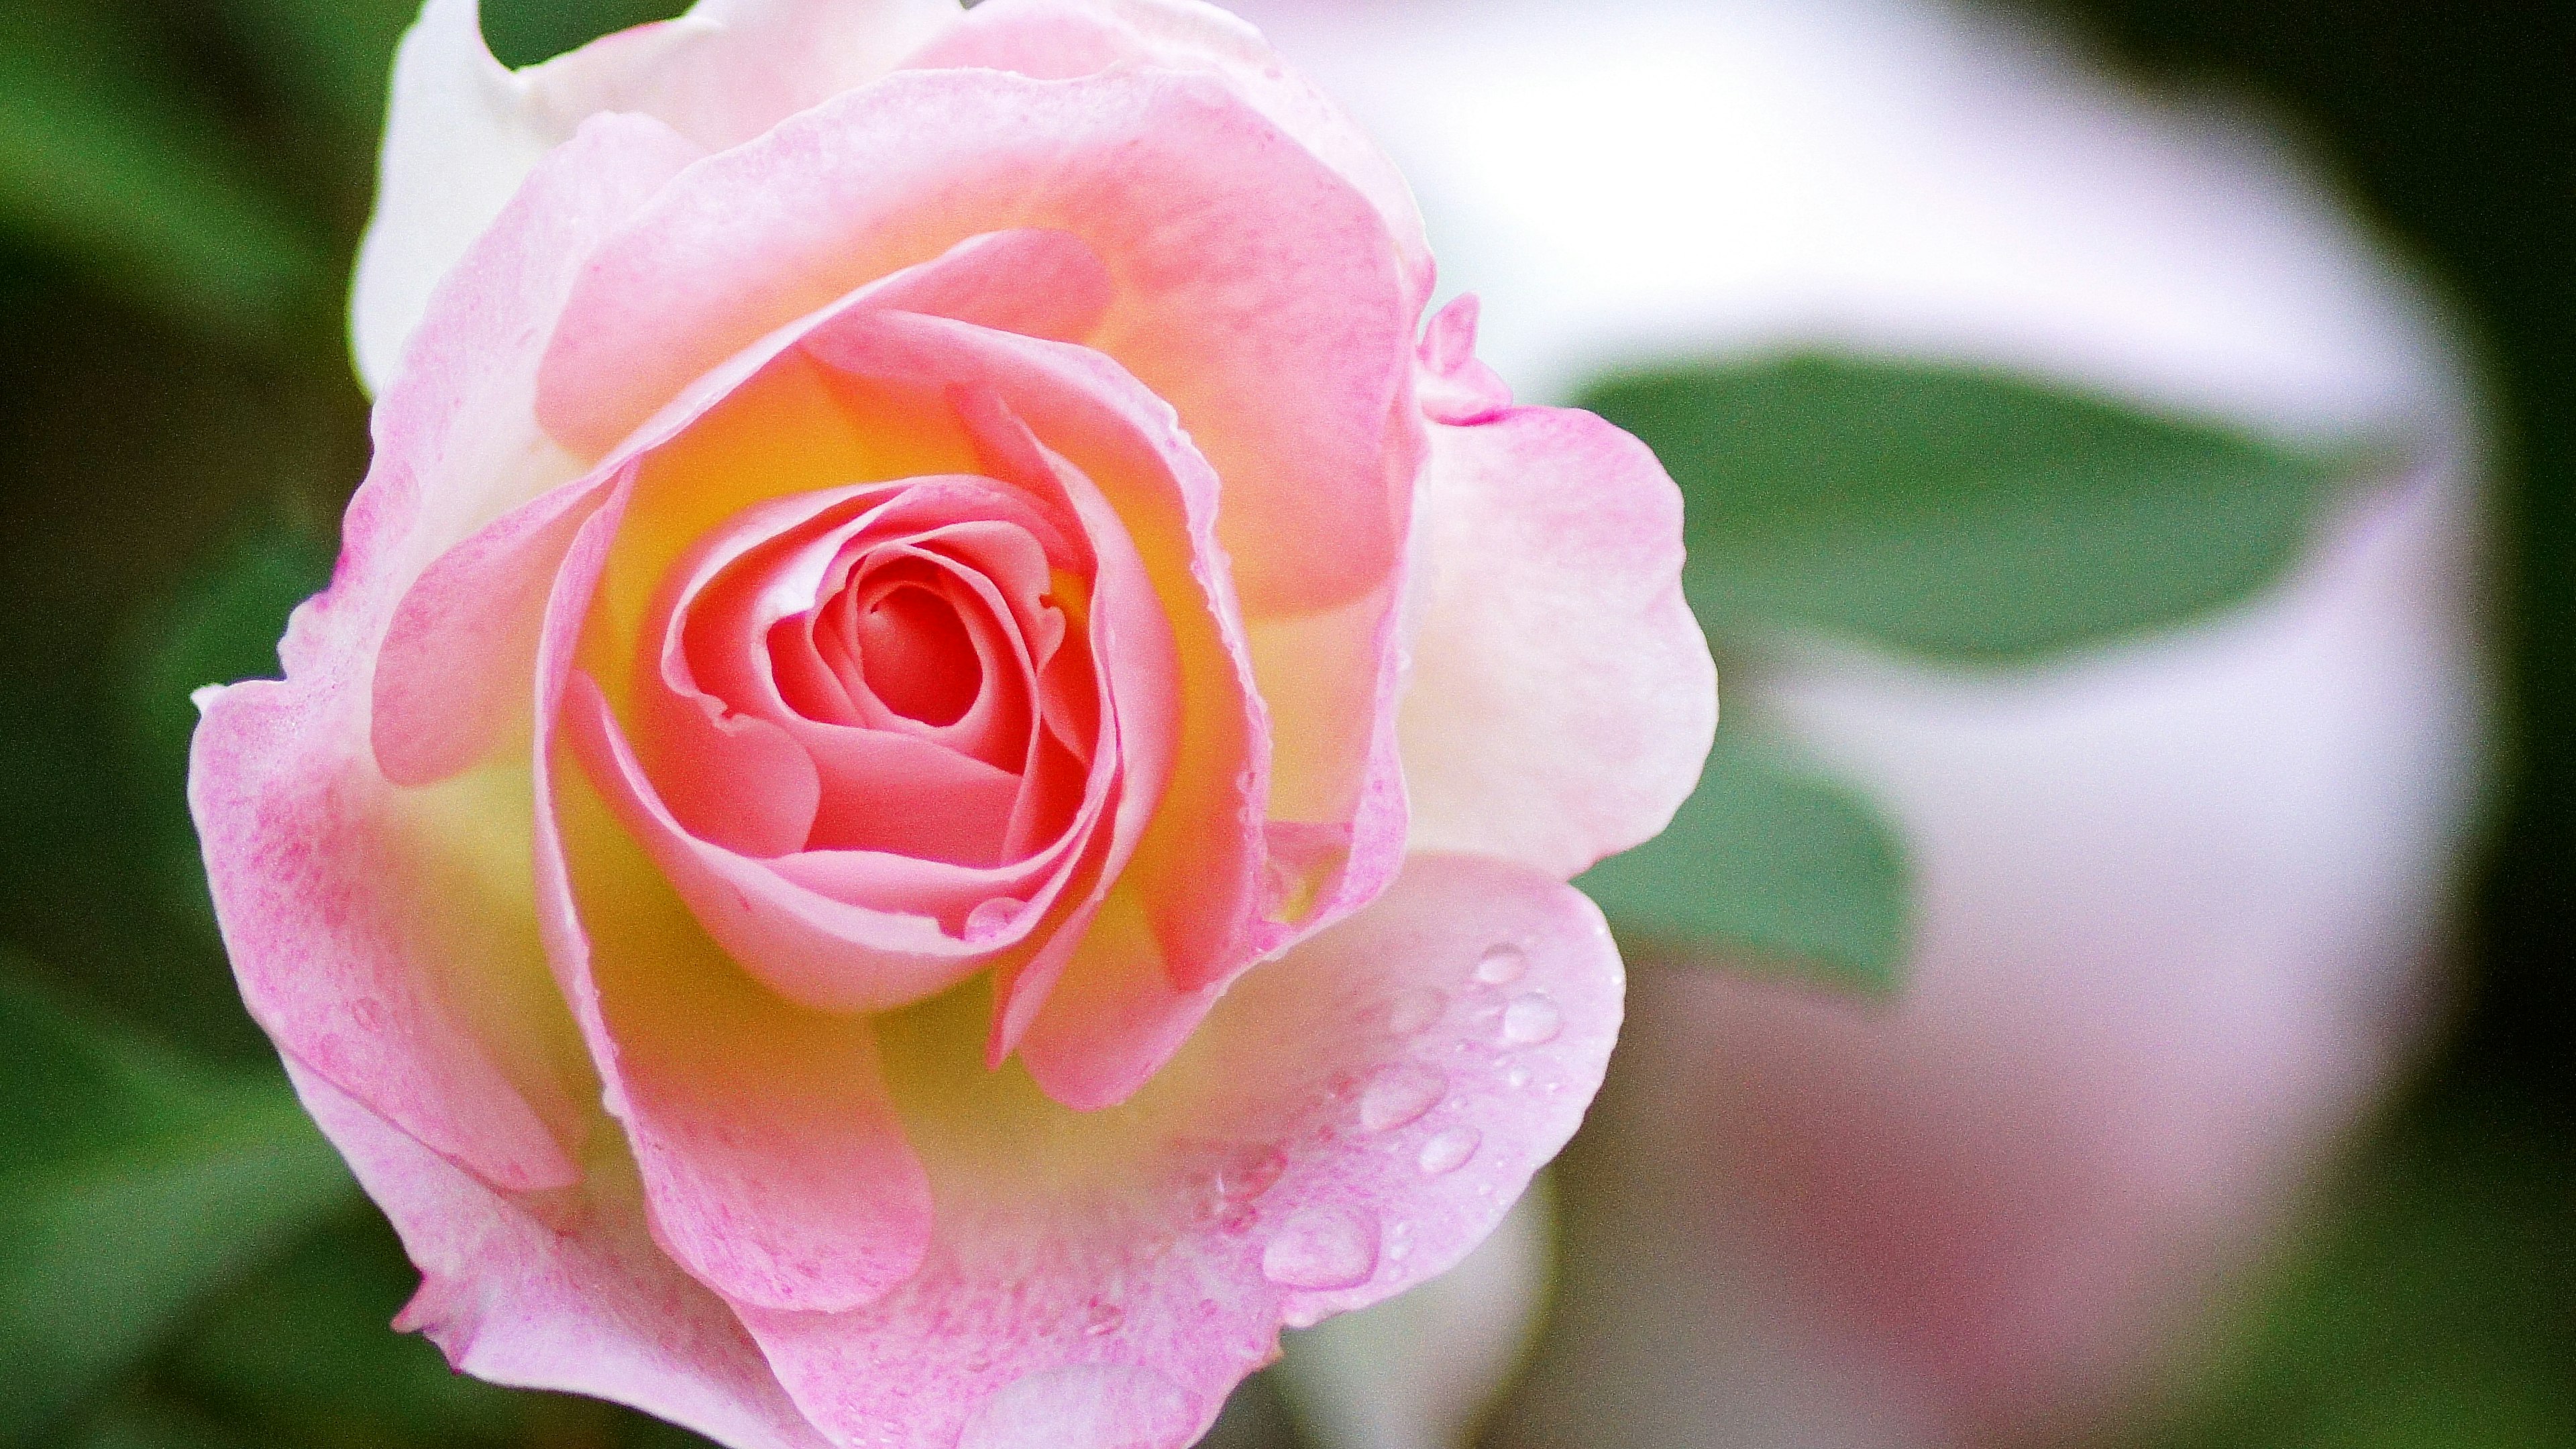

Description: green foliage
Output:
[1576,728,1909,991]
[480,0,692,68]
[1574,353,2359,988]
[0,965,356,1442]
[2115,1091,2576,1449]
[166,1212,544,1447]
[1579,353,2352,661]
[0,7,326,335]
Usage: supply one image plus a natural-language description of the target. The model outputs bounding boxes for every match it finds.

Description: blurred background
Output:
[0,0,2566,1446]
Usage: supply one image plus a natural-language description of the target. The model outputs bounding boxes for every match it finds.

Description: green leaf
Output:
[1577,353,2353,661]
[480,0,690,68]
[127,527,335,787]
[0,7,327,334]
[122,527,335,950]
[1576,729,1911,991]
[217,0,423,139]
[166,1212,541,1447]
[0,962,356,1440]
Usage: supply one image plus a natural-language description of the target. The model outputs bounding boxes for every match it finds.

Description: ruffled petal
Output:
[536,65,1415,615]
[902,0,1433,315]
[537,499,936,1316]
[1399,343,1716,881]
[189,115,702,1195]
[735,851,1623,1449]
[352,0,959,391]
[285,1063,832,1449]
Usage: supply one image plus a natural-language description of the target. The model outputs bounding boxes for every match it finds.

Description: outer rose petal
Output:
[731,853,1623,1449]
[905,0,1434,313]
[284,1063,830,1449]
[352,0,961,391]
[189,114,700,1196]
[541,497,935,1316]
[1398,345,1716,881]
[1271,1183,1555,1449]
[535,65,1415,615]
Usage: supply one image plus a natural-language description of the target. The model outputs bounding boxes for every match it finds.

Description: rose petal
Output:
[189,114,702,1195]
[352,0,959,391]
[556,327,1189,1018]
[800,312,1260,1038]
[537,65,1415,614]
[904,0,1434,316]
[372,469,612,786]
[537,500,935,1316]
[1399,394,1717,881]
[734,852,1623,1449]
[284,1062,832,1449]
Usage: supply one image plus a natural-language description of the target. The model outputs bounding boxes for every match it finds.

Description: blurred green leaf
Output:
[217,0,421,140]
[1579,353,2353,661]
[1576,728,1911,990]
[0,7,327,334]
[122,527,335,949]
[2117,1093,2576,1449]
[127,527,335,784]
[62,1386,264,1449]
[166,1212,539,1448]
[0,962,355,1442]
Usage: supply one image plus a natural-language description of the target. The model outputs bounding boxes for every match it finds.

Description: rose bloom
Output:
[183,1,1715,1445]
[1228,0,2487,1444]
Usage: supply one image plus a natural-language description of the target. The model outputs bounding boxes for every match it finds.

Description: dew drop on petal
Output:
[1261,1207,1379,1290]
[1473,943,1529,985]
[1500,992,1562,1045]
[1386,987,1446,1037]
[1358,1062,1446,1133]
[1505,1064,1531,1089]
[1417,1126,1481,1176]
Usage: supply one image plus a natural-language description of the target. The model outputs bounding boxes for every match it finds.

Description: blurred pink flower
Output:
[1224,0,2489,1442]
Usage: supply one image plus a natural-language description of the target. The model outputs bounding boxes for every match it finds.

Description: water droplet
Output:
[1260,1207,1379,1290]
[1505,1065,1531,1089]
[1500,992,1562,1045]
[1358,1063,1446,1133]
[1386,987,1445,1036]
[1417,1126,1481,1175]
[1081,1297,1125,1336]
[1474,943,1529,985]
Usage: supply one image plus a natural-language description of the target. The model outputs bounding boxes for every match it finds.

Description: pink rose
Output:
[183,0,1713,1444]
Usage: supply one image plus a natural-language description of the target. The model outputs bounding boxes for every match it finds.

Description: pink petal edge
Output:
[1398,313,1717,881]
[741,851,1625,1449]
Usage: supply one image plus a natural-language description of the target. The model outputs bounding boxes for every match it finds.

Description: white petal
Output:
[350,0,961,394]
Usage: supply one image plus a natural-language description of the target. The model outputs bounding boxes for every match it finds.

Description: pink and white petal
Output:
[352,0,959,390]
[527,0,965,155]
[1272,1181,1555,1449]
[189,115,699,1194]
[192,707,582,1192]
[372,468,619,786]
[525,489,937,1316]
[736,852,1622,1449]
[1398,406,1715,882]
[284,1063,833,1449]
[539,66,1414,614]
[904,0,1432,313]
[800,311,1266,1006]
